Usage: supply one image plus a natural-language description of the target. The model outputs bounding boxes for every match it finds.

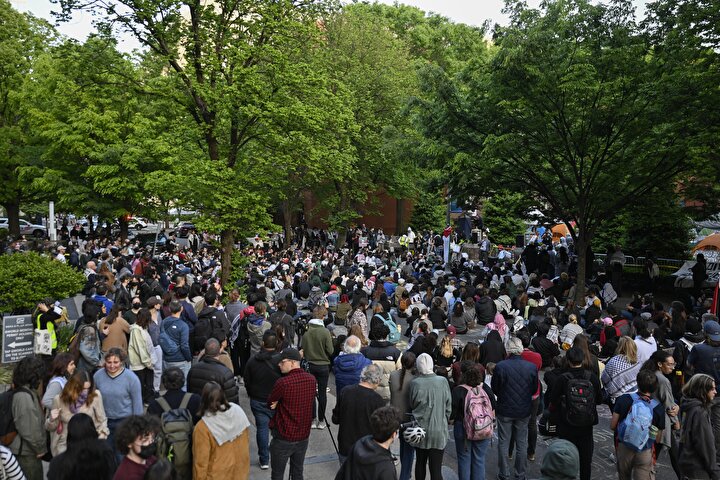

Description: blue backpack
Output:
[618,393,659,451]
[374,313,401,344]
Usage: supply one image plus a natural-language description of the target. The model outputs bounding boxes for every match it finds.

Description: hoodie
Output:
[540,439,580,480]
[679,398,720,480]
[333,353,372,396]
[245,313,270,356]
[334,435,396,480]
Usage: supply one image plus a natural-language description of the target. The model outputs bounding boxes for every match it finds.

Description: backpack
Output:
[618,393,659,452]
[156,394,194,479]
[399,297,410,312]
[374,313,401,344]
[159,321,181,357]
[462,385,494,440]
[195,309,225,350]
[0,388,30,447]
[307,289,325,311]
[561,371,596,427]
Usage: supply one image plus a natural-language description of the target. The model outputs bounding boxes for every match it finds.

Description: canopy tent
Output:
[692,233,720,253]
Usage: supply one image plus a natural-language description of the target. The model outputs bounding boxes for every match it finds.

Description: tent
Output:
[692,233,720,253]
[551,223,570,241]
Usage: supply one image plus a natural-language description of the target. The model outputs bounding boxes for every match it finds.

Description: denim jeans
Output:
[107,417,125,465]
[398,434,416,480]
[308,363,329,422]
[251,398,275,466]
[270,434,309,480]
[454,421,491,480]
[497,415,530,480]
[163,360,191,390]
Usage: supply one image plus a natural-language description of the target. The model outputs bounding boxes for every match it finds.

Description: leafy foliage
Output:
[0,253,85,313]
[410,190,446,233]
[483,191,530,246]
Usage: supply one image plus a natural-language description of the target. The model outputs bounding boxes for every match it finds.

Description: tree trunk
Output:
[281,199,293,248]
[574,234,592,305]
[396,198,405,234]
[87,215,95,234]
[220,229,234,288]
[4,200,20,238]
[118,216,129,242]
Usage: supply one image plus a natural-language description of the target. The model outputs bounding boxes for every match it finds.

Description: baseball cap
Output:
[279,348,302,362]
[704,320,720,342]
[446,325,457,336]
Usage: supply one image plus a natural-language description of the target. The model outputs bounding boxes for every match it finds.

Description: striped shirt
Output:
[0,445,26,480]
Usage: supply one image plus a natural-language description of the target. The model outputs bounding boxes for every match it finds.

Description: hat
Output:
[398,278,406,285]
[446,325,457,336]
[541,439,579,480]
[704,320,720,342]
[279,348,303,362]
[57,245,66,251]
[146,296,162,307]
[601,317,614,326]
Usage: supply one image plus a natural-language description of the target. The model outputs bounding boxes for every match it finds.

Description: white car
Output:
[0,218,47,237]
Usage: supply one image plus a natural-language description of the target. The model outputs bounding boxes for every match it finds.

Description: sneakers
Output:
[259,464,269,470]
[313,420,327,430]
[528,453,536,461]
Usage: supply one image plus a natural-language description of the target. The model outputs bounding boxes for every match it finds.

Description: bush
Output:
[0,252,85,313]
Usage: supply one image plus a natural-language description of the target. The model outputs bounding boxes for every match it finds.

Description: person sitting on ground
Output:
[333,335,373,396]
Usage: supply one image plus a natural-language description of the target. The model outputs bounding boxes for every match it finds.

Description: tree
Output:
[0,1,54,236]
[483,191,530,246]
[410,190,446,233]
[415,0,709,302]
[53,0,353,285]
[20,37,181,239]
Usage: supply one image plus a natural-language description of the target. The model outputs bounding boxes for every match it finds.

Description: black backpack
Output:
[195,309,226,351]
[561,371,596,427]
[0,387,31,447]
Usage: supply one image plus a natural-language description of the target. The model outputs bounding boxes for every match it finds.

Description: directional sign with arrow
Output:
[2,314,34,363]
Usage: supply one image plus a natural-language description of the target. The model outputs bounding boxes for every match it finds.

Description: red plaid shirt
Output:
[268,368,317,442]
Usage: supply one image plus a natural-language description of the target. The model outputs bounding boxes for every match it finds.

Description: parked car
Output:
[134,231,169,252]
[0,218,47,237]
[177,222,195,238]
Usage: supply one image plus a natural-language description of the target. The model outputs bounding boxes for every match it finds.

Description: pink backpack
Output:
[462,385,494,440]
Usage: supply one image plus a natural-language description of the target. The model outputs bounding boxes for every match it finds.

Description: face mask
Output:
[132,304,141,309]
[138,442,157,459]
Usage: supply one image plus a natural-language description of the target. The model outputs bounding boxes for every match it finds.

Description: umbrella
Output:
[551,224,570,241]
[693,233,720,252]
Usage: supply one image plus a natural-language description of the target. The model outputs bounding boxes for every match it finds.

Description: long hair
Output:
[61,370,98,406]
[616,336,638,364]
[440,335,454,358]
[399,351,416,386]
[103,305,123,326]
[50,352,75,378]
[460,342,480,363]
[571,334,594,371]
[198,382,229,417]
[640,350,672,373]
[682,373,716,407]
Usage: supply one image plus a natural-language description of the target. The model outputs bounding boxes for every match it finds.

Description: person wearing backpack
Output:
[159,301,192,382]
[548,347,602,480]
[3,356,47,480]
[194,290,230,352]
[370,305,401,345]
[451,362,496,480]
[610,370,666,480]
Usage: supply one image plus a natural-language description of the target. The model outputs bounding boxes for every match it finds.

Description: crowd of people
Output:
[1,219,718,480]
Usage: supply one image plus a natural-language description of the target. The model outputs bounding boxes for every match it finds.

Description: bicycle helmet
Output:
[402,424,426,445]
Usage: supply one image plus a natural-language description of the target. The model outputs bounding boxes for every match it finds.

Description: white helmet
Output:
[402,425,426,445]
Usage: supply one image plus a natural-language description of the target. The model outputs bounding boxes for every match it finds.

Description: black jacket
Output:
[334,435,397,480]
[114,285,132,312]
[531,336,560,368]
[194,306,230,351]
[243,349,282,402]
[548,366,602,433]
[187,356,239,404]
[331,384,385,456]
[475,296,496,326]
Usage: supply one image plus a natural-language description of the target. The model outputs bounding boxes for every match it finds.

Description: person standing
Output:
[94,348,143,462]
[8,356,47,480]
[331,364,386,463]
[159,301,192,381]
[548,347,602,480]
[409,353,452,480]
[301,305,334,429]
[678,373,720,480]
[244,331,282,470]
[451,362,496,480]
[334,405,400,480]
[192,382,251,480]
[128,308,156,404]
[610,370,665,480]
[113,415,160,480]
[267,348,317,480]
[389,352,417,480]
[187,338,239,404]
[491,336,538,480]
